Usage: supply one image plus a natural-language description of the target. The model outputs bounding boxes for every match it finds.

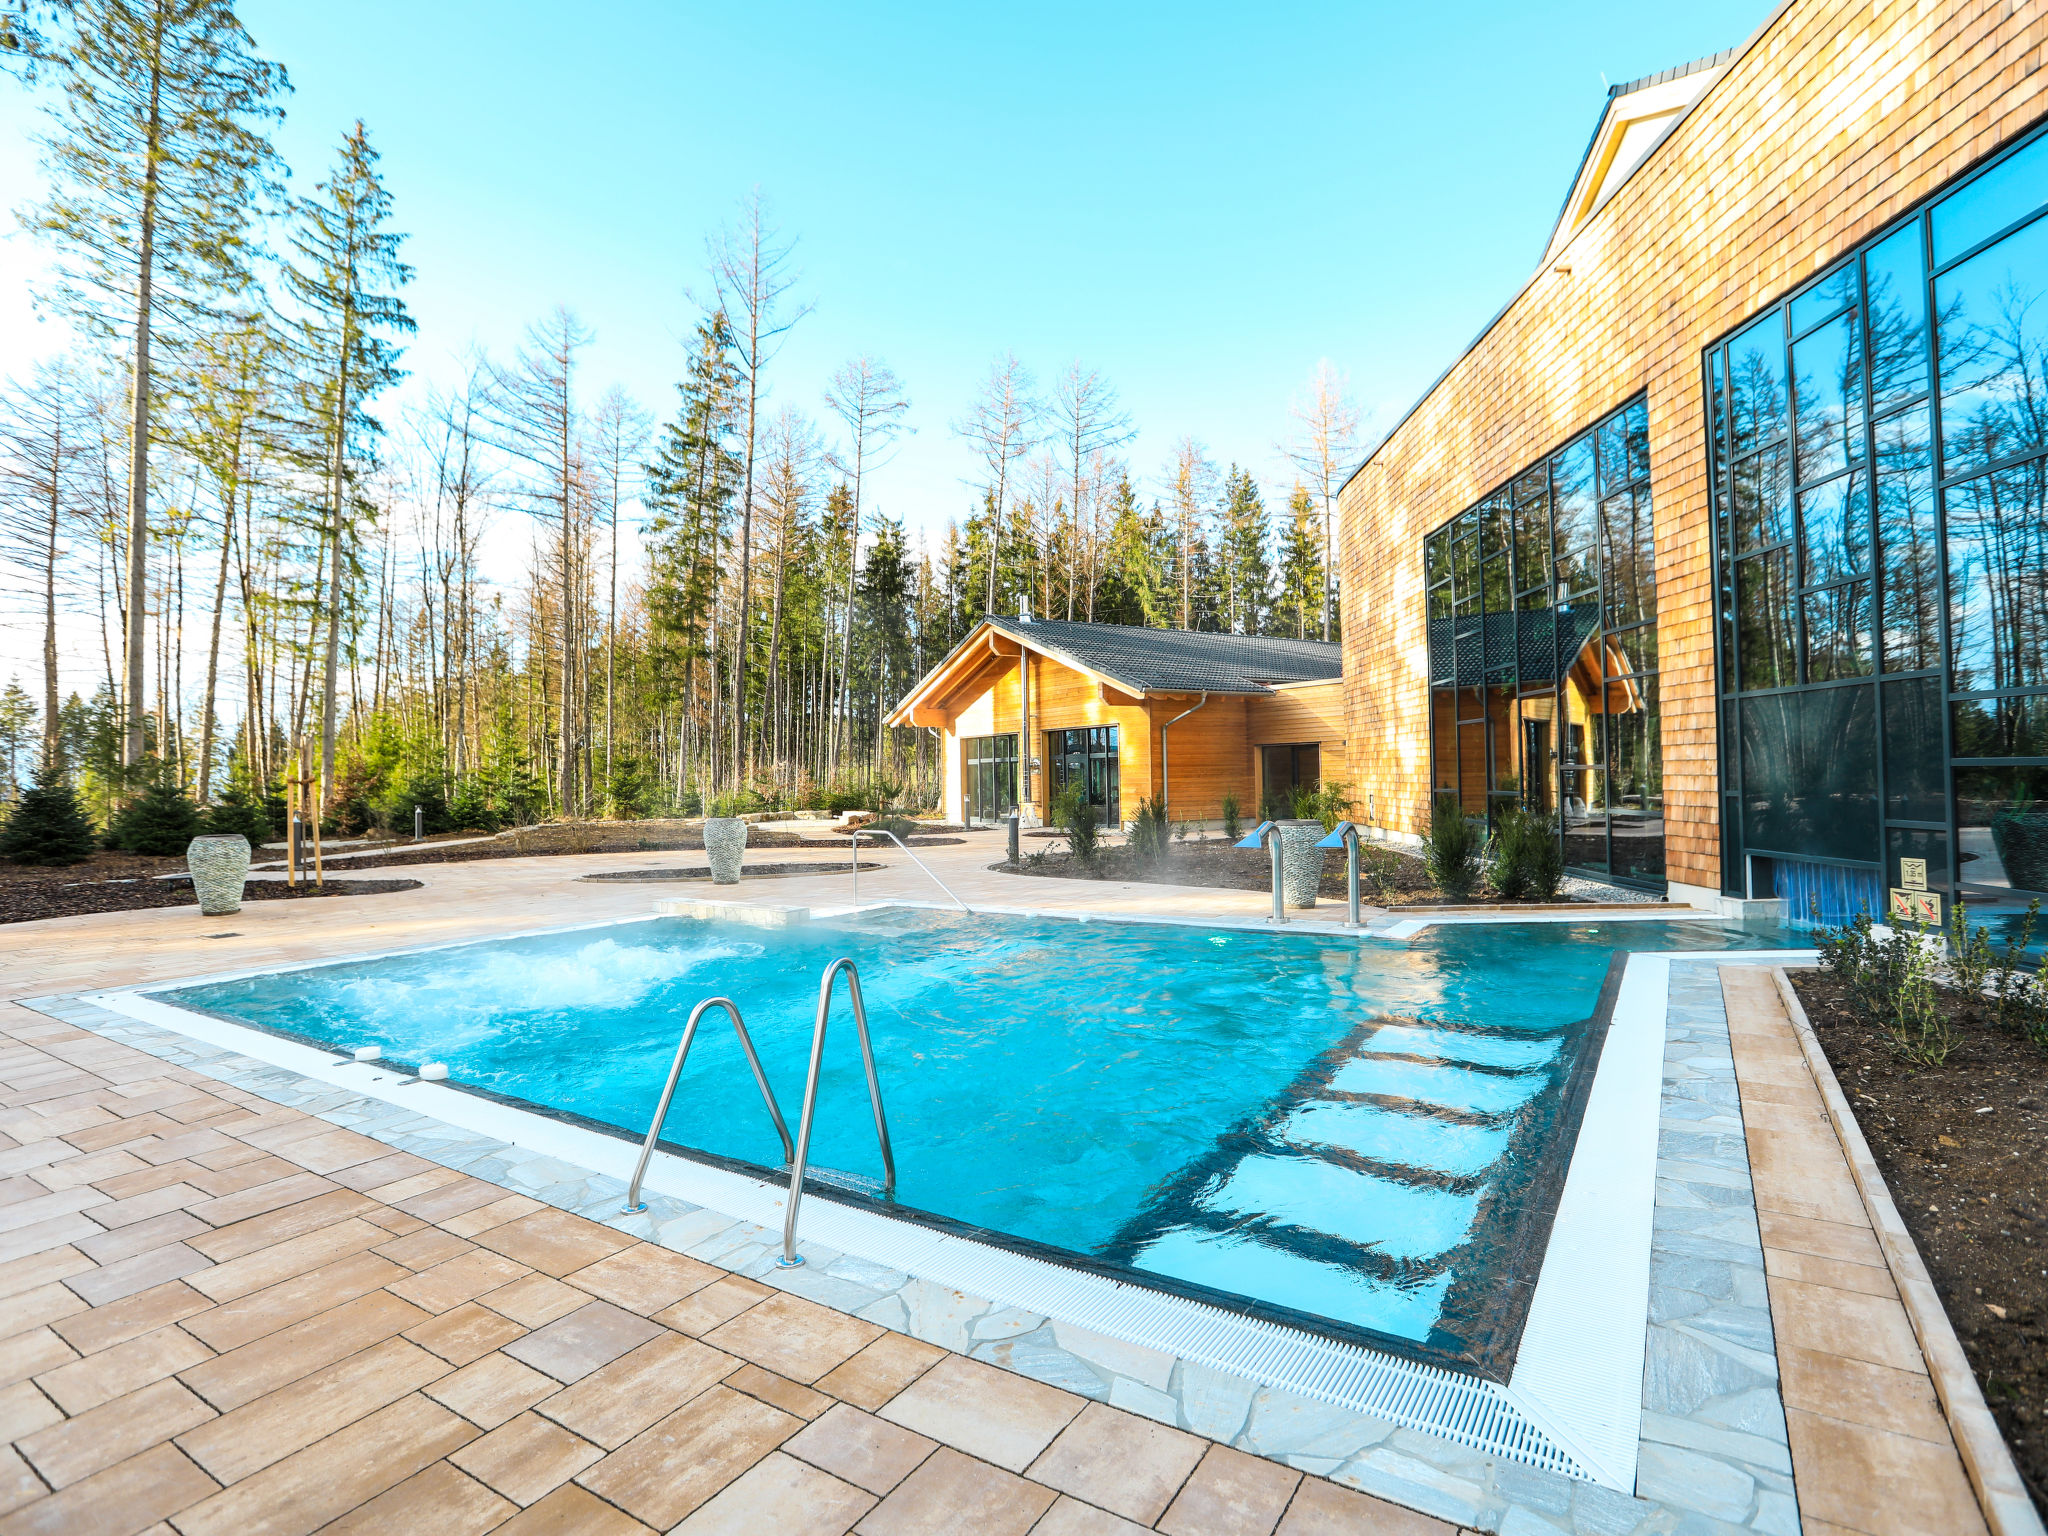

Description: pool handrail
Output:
[849,826,971,913]
[778,956,897,1268]
[619,996,794,1216]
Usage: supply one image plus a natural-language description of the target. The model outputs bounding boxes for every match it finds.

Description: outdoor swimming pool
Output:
[154,908,1787,1372]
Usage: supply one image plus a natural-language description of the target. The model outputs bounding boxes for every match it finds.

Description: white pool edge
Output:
[76,909,1801,1494]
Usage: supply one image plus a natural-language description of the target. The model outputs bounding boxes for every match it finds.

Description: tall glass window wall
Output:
[1424,396,1663,886]
[1708,125,2048,919]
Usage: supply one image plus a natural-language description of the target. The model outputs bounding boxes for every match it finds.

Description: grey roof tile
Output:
[986,617,1341,695]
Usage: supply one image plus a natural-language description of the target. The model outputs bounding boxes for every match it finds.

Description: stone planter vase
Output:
[1992,810,2048,894]
[186,834,251,916]
[1277,820,1326,909]
[703,818,748,886]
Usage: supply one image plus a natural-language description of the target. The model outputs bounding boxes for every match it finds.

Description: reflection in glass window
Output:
[1602,489,1655,627]
[1865,225,1928,411]
[1732,447,1792,550]
[1802,582,1874,682]
[1792,311,1864,483]
[1625,399,1650,484]
[1791,263,1858,334]
[1882,677,1946,822]
[1798,471,1870,587]
[1729,313,1789,453]
[1953,693,2048,758]
[1737,550,1797,691]
[1874,409,1939,671]
[1936,212,2048,475]
[1955,765,2048,895]
[1931,133,2048,265]
[1550,439,1597,555]
[1945,459,2048,692]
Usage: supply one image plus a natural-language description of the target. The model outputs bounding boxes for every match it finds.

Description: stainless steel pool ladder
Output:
[778,956,897,1268]
[620,998,795,1215]
[849,827,970,914]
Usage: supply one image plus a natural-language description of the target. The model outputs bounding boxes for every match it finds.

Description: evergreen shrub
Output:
[103,763,203,856]
[1421,793,1480,900]
[0,763,97,866]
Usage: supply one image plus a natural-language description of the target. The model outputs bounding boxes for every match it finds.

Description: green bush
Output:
[1421,793,1481,900]
[102,762,203,856]
[1990,899,2047,1045]
[1487,807,1564,901]
[202,777,272,846]
[0,763,97,866]
[604,757,654,820]
[1220,793,1242,841]
[446,775,501,833]
[1053,786,1099,861]
[1128,797,1171,867]
[1816,907,1957,1064]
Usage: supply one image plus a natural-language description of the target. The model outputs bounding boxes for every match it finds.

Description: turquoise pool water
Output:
[157,910,1788,1364]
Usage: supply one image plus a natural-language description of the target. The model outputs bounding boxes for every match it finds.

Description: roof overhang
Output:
[884,618,1156,729]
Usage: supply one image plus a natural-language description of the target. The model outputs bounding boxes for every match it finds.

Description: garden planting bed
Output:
[994,837,1606,906]
[1790,968,2048,1513]
[313,819,959,871]
[0,856,423,924]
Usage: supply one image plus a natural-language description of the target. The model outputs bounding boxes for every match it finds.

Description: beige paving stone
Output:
[0,1440,216,1536]
[728,1360,833,1420]
[704,1290,884,1384]
[577,1382,798,1529]
[1274,1476,1456,1535]
[263,1126,388,1175]
[72,1210,207,1266]
[386,1247,532,1313]
[501,1300,662,1384]
[425,1349,559,1430]
[532,1330,734,1448]
[179,1251,407,1352]
[1757,1208,1887,1267]
[450,1409,605,1505]
[309,1460,513,1536]
[1765,1274,1926,1374]
[878,1354,1082,1474]
[61,1239,209,1306]
[563,1241,719,1315]
[171,1392,477,1536]
[443,1193,545,1238]
[1762,1245,1898,1299]
[371,1226,473,1270]
[185,1189,375,1261]
[391,1175,505,1223]
[851,1446,1056,1536]
[0,1446,40,1522]
[472,1208,635,1276]
[0,1213,102,1266]
[814,1330,947,1411]
[0,1382,59,1445]
[786,1402,938,1495]
[655,1273,772,1336]
[672,1449,875,1535]
[0,1284,83,1343]
[403,1299,526,1366]
[1783,1407,1990,1535]
[33,1321,210,1415]
[1158,1443,1302,1536]
[47,1279,207,1357]
[478,1272,591,1328]
[15,1377,214,1489]
[1030,1497,1153,1535]
[326,1151,438,1194]
[174,1335,452,1484]
[184,1217,386,1303]
[0,1246,92,1303]
[1027,1401,1206,1525]
[1777,1343,1952,1445]
[178,1288,429,1412]
[490,1482,656,1534]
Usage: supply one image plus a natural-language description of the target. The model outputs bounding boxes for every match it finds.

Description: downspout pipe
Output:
[1157,692,1209,816]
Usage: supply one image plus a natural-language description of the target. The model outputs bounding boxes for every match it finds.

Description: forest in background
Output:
[0,0,1361,840]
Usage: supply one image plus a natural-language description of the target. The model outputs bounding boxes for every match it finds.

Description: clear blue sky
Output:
[0,0,1766,657]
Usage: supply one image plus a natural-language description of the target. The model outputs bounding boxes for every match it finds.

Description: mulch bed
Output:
[1790,969,2048,1511]
[0,866,423,924]
[994,838,1586,907]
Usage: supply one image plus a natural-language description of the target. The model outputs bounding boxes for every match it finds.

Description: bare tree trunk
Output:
[196,497,234,801]
[121,20,166,772]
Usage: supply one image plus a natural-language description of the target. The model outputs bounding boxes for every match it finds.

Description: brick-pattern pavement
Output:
[0,1002,1458,1536]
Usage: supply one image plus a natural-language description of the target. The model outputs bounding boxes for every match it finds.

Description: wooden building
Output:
[1337,0,2048,918]
[887,618,1345,828]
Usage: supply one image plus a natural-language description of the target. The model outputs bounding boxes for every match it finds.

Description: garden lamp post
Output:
[1235,820,1285,923]
[1316,820,1366,930]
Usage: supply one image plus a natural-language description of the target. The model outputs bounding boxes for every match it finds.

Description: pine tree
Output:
[28,0,286,766]
[200,769,269,844]
[1275,483,1323,639]
[102,758,202,854]
[283,121,414,806]
[0,760,97,865]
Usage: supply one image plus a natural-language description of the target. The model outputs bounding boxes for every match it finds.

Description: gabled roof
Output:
[886,617,1343,728]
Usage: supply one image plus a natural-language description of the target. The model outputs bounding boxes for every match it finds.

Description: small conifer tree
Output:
[103,762,204,855]
[202,776,271,846]
[0,762,97,865]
